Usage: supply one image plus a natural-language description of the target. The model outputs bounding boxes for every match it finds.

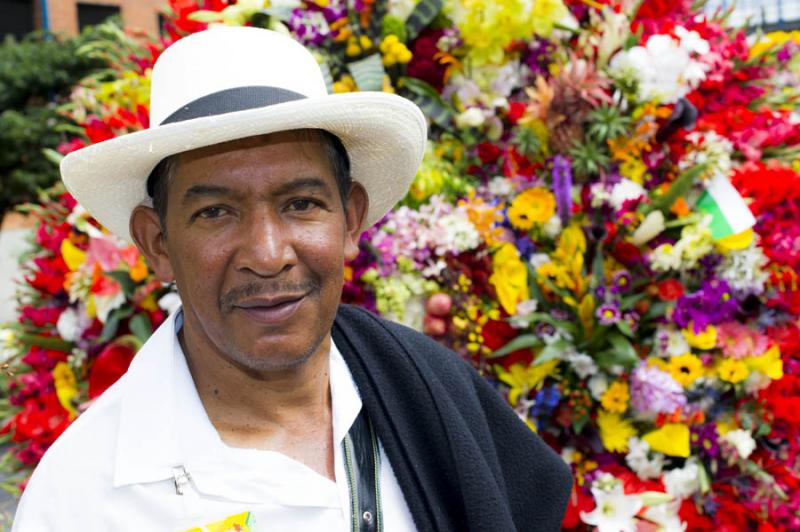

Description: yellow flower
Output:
[61,239,86,272]
[53,362,78,419]
[597,410,636,453]
[682,324,717,350]
[496,360,560,405]
[717,358,749,384]
[643,423,690,457]
[332,74,357,93]
[489,243,529,315]
[745,345,783,380]
[507,188,556,230]
[601,381,630,413]
[129,255,149,282]
[667,353,704,386]
[716,228,754,253]
[619,158,647,184]
[578,294,596,333]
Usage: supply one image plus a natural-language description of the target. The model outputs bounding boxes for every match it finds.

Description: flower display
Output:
[1,1,799,529]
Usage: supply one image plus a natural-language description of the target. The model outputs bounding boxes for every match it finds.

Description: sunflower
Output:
[667,353,704,387]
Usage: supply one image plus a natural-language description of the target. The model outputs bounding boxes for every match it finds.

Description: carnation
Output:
[663,461,701,499]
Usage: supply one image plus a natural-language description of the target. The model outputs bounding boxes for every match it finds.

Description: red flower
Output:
[611,241,642,267]
[83,116,115,144]
[507,101,527,125]
[481,319,533,368]
[657,279,684,301]
[26,256,69,296]
[561,485,594,529]
[406,29,447,91]
[88,342,137,399]
[11,395,72,456]
[19,306,64,328]
[476,142,502,164]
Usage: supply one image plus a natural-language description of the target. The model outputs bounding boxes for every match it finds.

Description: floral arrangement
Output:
[2,1,799,529]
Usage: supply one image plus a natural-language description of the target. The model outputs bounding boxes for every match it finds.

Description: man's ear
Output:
[343,182,368,261]
[129,206,174,283]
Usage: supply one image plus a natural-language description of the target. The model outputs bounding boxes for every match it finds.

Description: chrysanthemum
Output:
[507,187,556,230]
[597,410,636,453]
[601,381,630,413]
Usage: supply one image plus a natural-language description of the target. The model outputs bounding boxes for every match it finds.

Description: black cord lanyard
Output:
[342,410,384,532]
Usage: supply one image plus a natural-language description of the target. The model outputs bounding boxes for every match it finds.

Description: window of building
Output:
[77,3,120,31]
[0,0,34,40]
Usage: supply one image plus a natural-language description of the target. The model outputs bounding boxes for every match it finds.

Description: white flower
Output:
[454,107,485,128]
[568,351,599,379]
[509,299,538,328]
[641,499,687,532]
[94,291,126,325]
[543,215,563,239]
[663,461,701,500]
[717,244,769,295]
[655,327,691,358]
[56,307,87,343]
[721,429,756,460]
[609,179,645,211]
[588,373,609,400]
[625,438,665,480]
[528,253,551,270]
[581,474,643,532]
[487,176,514,197]
[744,371,772,394]
[631,210,665,246]
[609,32,708,103]
[649,243,682,272]
[675,26,710,55]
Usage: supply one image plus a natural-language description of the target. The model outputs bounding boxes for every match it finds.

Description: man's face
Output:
[133,131,366,372]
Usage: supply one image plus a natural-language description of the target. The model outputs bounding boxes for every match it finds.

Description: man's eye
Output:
[288,199,318,212]
[196,206,227,219]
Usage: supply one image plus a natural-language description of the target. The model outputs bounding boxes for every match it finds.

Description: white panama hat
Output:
[60,26,427,242]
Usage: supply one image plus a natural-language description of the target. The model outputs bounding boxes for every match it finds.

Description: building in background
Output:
[706,0,800,30]
[1,0,164,40]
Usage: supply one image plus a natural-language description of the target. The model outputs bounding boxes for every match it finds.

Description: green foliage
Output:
[0,29,107,217]
[586,104,631,143]
[569,140,611,179]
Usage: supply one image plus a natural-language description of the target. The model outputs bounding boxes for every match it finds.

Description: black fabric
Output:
[160,86,306,125]
[332,305,573,532]
[347,410,381,532]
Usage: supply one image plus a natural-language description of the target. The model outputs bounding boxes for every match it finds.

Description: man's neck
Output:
[178,317,335,479]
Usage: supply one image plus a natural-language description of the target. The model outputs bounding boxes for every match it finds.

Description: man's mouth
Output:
[232,293,308,325]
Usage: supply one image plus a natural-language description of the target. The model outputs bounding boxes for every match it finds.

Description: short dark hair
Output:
[145,130,352,231]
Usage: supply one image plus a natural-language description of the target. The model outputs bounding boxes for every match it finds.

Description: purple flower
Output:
[611,270,632,294]
[524,38,556,77]
[692,423,720,458]
[630,363,686,415]
[551,155,573,223]
[672,279,738,332]
[622,310,639,333]
[596,302,621,325]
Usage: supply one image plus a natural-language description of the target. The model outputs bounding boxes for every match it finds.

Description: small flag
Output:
[695,174,756,240]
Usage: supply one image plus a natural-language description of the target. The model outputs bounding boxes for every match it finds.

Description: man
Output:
[14,27,571,531]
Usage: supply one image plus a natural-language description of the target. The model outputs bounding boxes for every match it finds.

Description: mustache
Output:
[218,279,320,312]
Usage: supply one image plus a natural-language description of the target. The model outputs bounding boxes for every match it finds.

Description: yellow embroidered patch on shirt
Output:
[181,511,256,532]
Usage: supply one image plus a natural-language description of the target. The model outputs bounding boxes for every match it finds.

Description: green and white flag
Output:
[696,174,756,240]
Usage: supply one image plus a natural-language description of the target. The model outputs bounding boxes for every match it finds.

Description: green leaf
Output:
[591,245,604,287]
[533,340,569,365]
[620,292,647,310]
[400,76,453,128]
[489,334,541,358]
[572,414,590,434]
[97,307,133,345]
[404,0,443,41]
[643,300,668,321]
[187,10,224,23]
[106,270,136,299]
[16,333,72,352]
[596,332,639,369]
[615,320,634,338]
[128,314,152,344]
[650,164,707,213]
[348,53,385,92]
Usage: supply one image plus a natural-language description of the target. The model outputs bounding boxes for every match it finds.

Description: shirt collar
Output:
[113,307,363,500]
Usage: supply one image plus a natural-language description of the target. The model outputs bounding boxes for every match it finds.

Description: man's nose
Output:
[236,211,297,277]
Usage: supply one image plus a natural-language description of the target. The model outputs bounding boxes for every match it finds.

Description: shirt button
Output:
[362,511,373,525]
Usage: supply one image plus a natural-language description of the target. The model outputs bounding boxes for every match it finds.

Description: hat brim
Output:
[60,91,427,242]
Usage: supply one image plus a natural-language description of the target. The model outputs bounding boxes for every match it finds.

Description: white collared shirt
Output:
[13,310,415,531]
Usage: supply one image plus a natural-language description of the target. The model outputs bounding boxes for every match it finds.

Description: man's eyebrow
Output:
[270,176,333,196]
[181,184,241,204]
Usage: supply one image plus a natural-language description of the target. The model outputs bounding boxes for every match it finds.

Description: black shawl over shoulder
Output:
[332,305,573,532]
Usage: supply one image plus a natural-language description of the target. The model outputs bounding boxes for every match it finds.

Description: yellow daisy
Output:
[507,188,556,230]
[600,381,630,413]
[717,358,749,384]
[597,410,636,453]
[667,353,704,387]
